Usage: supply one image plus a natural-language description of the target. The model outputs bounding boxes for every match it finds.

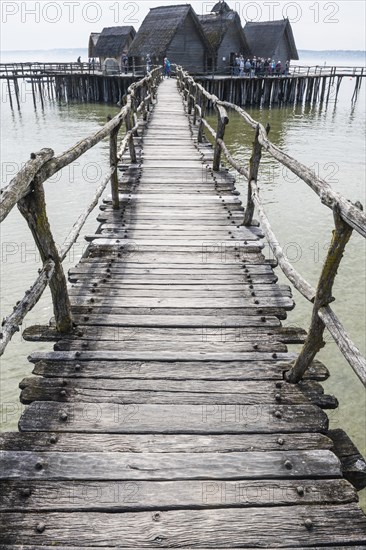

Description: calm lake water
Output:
[0,53,365,508]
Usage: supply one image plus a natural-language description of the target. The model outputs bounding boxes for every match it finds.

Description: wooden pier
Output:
[1,62,364,107]
[1,69,366,548]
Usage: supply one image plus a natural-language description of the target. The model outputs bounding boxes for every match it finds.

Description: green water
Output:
[0,75,365,508]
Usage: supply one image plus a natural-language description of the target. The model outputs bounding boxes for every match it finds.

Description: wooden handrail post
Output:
[192,84,198,125]
[197,93,207,143]
[17,181,73,333]
[243,123,270,226]
[187,81,194,115]
[125,106,137,163]
[286,207,353,383]
[110,121,122,209]
[212,104,229,171]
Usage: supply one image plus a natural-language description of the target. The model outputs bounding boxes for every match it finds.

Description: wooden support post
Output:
[17,181,73,333]
[125,107,137,164]
[110,121,122,209]
[14,78,21,110]
[212,104,228,171]
[187,81,193,115]
[6,78,14,110]
[197,94,207,143]
[286,208,353,383]
[192,84,198,125]
[243,123,270,226]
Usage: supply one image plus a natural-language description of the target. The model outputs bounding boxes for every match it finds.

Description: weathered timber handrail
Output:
[177,67,366,238]
[0,260,55,356]
[176,66,366,387]
[0,148,54,223]
[0,67,163,357]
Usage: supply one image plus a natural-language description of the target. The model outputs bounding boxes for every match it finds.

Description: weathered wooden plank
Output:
[0,432,334,453]
[19,377,311,406]
[2,547,365,550]
[329,429,366,490]
[18,402,329,433]
[0,478,356,511]
[1,505,365,546]
[23,325,304,345]
[0,450,341,480]
[68,313,283,328]
[31,358,330,381]
[74,261,274,271]
[68,288,291,299]
[68,296,294,311]
[53,340,288,353]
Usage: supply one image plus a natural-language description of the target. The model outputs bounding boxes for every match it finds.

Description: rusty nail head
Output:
[59,411,68,422]
[275,381,282,388]
[261,316,266,322]
[272,353,278,359]
[20,487,31,498]
[36,522,46,533]
[297,486,305,496]
[75,364,81,370]
[305,518,313,530]
[277,437,284,445]
[35,460,43,470]
[60,389,67,397]
[275,393,281,402]
[49,435,58,444]
[274,410,282,419]
[285,460,293,470]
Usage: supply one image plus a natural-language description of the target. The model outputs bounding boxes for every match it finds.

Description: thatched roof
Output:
[94,26,136,58]
[199,10,250,53]
[212,1,232,14]
[243,19,299,60]
[88,33,100,57]
[129,4,211,57]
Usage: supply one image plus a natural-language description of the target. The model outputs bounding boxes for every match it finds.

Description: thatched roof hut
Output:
[243,19,299,61]
[88,33,100,58]
[129,4,211,74]
[198,4,250,72]
[94,26,136,66]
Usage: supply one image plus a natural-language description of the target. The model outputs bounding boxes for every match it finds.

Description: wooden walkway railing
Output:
[0,69,366,549]
[0,67,162,355]
[177,65,366,388]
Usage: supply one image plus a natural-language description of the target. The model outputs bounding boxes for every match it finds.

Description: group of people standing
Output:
[233,55,290,77]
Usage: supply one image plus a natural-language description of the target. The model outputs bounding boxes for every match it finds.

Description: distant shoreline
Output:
[1,48,365,55]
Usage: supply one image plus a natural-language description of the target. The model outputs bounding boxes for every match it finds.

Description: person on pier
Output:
[146,54,152,73]
[122,53,129,75]
[164,57,171,78]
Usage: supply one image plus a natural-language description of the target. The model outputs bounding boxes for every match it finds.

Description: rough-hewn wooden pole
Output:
[212,104,228,171]
[17,181,73,333]
[192,84,198,125]
[286,207,353,383]
[125,107,137,163]
[243,123,270,226]
[197,94,207,144]
[110,121,122,209]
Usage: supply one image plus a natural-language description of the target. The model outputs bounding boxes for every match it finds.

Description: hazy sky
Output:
[1,0,365,51]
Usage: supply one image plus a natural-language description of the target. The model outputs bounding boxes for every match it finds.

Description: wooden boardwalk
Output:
[1,79,366,548]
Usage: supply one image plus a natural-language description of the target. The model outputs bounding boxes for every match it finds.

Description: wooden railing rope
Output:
[176,65,366,387]
[0,67,163,357]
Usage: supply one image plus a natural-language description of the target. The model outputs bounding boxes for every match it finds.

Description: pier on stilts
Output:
[1,62,365,107]
[1,67,366,548]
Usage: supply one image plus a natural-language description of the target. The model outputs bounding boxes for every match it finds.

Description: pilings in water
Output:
[195,74,363,107]
[2,74,140,108]
[2,71,364,109]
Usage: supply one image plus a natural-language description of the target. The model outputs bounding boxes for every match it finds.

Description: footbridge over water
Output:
[0,67,366,548]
